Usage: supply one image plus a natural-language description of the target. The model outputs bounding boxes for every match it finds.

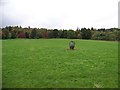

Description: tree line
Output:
[0,26,120,41]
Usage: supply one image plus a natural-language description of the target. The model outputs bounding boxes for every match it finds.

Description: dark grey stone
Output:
[69,41,75,50]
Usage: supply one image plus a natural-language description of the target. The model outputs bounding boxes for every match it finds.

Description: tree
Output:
[5,26,12,32]
[11,30,17,39]
[62,30,67,38]
[39,28,48,38]
[35,30,42,39]
[81,28,92,39]
[58,30,63,38]
[9,32,12,39]
[98,28,105,32]
[43,31,48,38]
[18,31,26,38]
[67,29,76,39]
[3,29,9,39]
[0,29,2,39]
[113,29,120,41]
[0,25,119,41]
[30,28,37,39]
[25,32,29,38]
[53,29,59,38]
[47,30,53,38]
[75,29,81,39]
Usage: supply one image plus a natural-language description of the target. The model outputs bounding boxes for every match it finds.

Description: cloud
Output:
[1,0,119,29]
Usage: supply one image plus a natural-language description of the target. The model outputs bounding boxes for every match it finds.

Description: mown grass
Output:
[2,39,118,88]
[0,40,2,89]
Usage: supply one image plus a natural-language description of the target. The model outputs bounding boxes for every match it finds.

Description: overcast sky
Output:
[0,0,119,29]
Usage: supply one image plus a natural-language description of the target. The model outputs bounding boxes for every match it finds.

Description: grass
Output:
[2,39,118,88]
[0,40,2,89]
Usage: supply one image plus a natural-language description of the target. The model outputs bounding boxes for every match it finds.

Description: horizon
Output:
[1,25,119,30]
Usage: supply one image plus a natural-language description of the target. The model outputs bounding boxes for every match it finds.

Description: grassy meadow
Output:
[2,39,118,88]
[0,40,2,89]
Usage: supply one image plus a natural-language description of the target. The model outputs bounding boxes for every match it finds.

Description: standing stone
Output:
[69,41,75,50]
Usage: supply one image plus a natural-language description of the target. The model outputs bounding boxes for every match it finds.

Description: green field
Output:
[2,39,118,88]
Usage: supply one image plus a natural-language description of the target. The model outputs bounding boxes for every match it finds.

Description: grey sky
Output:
[0,0,119,29]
